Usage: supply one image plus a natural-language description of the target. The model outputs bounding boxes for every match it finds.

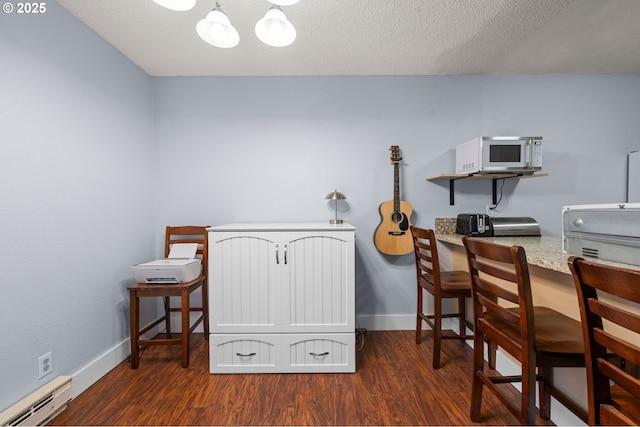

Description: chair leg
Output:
[433,295,442,369]
[163,296,172,338]
[202,279,209,337]
[181,289,190,368]
[129,290,140,369]
[522,354,538,424]
[470,333,485,422]
[488,340,497,370]
[458,297,466,336]
[538,366,552,420]
[416,285,423,344]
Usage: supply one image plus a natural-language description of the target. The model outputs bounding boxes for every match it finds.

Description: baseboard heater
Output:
[0,376,72,426]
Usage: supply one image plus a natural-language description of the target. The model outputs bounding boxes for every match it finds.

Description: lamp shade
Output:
[196,9,240,48]
[325,190,347,200]
[152,0,196,11]
[255,7,296,47]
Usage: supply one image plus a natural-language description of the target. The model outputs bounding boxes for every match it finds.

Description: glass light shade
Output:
[196,10,240,49]
[255,7,296,47]
[152,0,196,11]
[269,0,300,5]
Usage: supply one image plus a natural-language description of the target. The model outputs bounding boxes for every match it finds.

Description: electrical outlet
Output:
[38,352,52,379]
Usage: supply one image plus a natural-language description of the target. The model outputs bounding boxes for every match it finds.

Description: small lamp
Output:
[325,190,347,224]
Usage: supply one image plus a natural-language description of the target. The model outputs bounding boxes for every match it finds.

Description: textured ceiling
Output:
[56,0,640,77]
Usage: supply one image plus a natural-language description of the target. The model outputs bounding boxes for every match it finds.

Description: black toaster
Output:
[456,214,492,237]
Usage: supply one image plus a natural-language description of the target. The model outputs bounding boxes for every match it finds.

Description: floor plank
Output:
[49,331,554,426]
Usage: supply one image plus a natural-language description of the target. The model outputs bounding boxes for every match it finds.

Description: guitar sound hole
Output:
[391,212,403,223]
[391,212,410,232]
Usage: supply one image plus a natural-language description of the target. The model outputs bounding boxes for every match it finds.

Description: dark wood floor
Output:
[49,331,554,426]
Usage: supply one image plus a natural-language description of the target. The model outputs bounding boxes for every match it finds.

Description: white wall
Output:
[152,74,640,319]
[0,3,155,411]
[2,0,640,415]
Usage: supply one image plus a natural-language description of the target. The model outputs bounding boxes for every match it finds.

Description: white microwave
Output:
[455,136,543,175]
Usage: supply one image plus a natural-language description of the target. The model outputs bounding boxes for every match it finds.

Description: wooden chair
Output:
[463,237,587,424]
[569,256,640,425]
[128,225,210,368]
[411,226,474,369]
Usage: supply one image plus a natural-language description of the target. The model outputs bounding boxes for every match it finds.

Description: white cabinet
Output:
[208,223,356,373]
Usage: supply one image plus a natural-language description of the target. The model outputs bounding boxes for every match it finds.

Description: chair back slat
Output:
[469,257,519,285]
[590,299,640,335]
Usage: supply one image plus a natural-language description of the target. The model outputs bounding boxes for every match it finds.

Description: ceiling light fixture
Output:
[196,2,240,49]
[152,0,298,48]
[255,5,297,48]
[152,0,196,12]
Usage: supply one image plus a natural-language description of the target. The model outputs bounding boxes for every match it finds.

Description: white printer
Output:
[562,203,640,265]
[131,243,202,283]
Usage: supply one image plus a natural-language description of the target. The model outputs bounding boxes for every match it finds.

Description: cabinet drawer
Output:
[209,334,281,373]
[284,334,355,373]
[209,333,355,373]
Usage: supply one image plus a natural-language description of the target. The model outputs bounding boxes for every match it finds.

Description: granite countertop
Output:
[435,233,640,275]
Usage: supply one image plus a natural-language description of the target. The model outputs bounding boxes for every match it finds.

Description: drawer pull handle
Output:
[236,352,256,358]
[309,352,329,357]
[275,244,279,264]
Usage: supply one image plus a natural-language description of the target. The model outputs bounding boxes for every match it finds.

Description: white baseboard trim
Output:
[356,314,414,330]
[355,314,458,331]
[70,323,160,399]
[71,338,130,399]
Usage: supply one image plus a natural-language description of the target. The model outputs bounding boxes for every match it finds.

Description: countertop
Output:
[435,233,640,275]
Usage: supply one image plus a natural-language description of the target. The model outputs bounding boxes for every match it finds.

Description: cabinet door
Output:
[209,232,281,333]
[282,231,355,333]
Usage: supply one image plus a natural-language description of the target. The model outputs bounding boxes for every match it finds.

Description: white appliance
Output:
[456,136,543,175]
[130,243,202,283]
[562,203,640,265]
[131,258,201,283]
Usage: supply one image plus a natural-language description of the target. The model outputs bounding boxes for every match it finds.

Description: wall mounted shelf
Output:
[426,173,548,205]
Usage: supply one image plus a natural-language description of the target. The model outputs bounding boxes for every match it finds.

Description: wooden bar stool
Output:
[569,256,640,425]
[463,237,587,424]
[128,226,209,368]
[411,226,474,369]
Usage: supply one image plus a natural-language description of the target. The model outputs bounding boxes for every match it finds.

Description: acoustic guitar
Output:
[374,146,414,255]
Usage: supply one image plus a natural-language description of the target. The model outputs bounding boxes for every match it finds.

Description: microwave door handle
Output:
[524,139,531,166]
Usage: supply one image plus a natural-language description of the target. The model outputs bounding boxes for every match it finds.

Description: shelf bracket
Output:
[449,179,455,205]
[492,178,498,205]
[448,176,501,206]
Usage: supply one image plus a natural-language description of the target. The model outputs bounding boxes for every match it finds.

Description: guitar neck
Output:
[393,162,400,213]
